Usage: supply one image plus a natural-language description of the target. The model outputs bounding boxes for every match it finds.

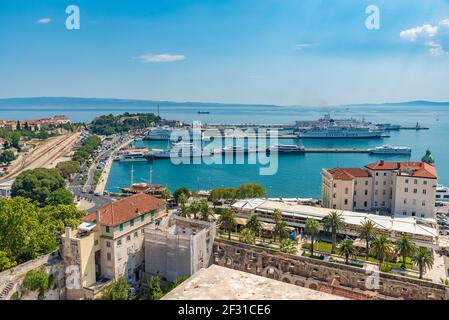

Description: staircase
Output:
[0,282,15,300]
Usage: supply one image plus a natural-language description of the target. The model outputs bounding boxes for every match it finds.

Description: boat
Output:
[145,127,173,140]
[222,145,246,154]
[122,183,167,196]
[154,142,203,159]
[368,145,411,155]
[267,144,305,154]
[376,123,401,131]
[295,123,384,139]
[197,111,210,114]
[436,185,449,202]
[116,147,152,162]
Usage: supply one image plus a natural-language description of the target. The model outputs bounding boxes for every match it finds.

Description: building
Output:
[321,160,437,219]
[61,193,166,299]
[0,180,14,198]
[144,215,215,282]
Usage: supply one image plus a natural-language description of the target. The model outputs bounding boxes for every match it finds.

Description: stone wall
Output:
[213,239,449,300]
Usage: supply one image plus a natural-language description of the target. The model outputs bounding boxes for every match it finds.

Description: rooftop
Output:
[82,193,166,227]
[327,168,371,181]
[365,161,437,179]
[162,264,346,300]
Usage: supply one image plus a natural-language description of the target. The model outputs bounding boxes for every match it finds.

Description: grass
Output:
[301,252,325,260]
[93,169,102,186]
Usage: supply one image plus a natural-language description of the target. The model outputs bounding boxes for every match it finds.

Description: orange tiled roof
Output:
[327,168,371,181]
[365,161,437,179]
[82,193,166,227]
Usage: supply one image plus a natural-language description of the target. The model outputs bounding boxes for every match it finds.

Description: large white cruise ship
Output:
[146,127,173,140]
[116,147,151,162]
[296,124,384,139]
[368,145,412,155]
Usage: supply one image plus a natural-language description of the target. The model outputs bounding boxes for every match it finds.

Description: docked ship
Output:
[295,124,384,139]
[267,144,305,154]
[154,142,203,159]
[115,147,152,162]
[368,145,411,155]
[145,127,173,140]
[121,183,167,197]
[376,123,401,131]
[436,185,449,202]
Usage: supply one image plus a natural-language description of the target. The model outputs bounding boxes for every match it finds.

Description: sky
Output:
[0,0,449,106]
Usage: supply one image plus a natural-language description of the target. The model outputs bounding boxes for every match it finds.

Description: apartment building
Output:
[61,193,166,299]
[321,160,437,219]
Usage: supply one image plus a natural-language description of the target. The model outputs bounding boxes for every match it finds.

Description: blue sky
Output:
[0,0,449,105]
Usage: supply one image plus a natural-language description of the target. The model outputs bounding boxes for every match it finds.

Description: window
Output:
[364,190,368,196]
[383,181,386,186]
[119,224,124,231]
[141,228,145,234]
[117,239,122,246]
[414,179,418,185]
[382,201,385,207]
[413,189,417,194]
[383,172,387,176]
[405,179,409,184]
[345,188,348,195]
[333,193,336,199]
[423,189,427,195]
[365,181,368,186]
[134,231,138,238]
[421,214,425,218]
[375,181,379,186]
[130,219,134,227]
[353,201,357,207]
[376,172,379,176]
[375,190,378,195]
[354,191,357,196]
[403,199,407,204]
[364,201,368,207]
[140,215,145,222]
[105,226,110,233]
[423,181,428,185]
[333,205,337,209]
[107,253,111,261]
[382,190,386,195]
[412,212,416,217]
[403,212,407,215]
[126,235,131,241]
[106,241,111,248]
[374,201,378,207]
[333,183,337,188]
[354,180,358,185]
[344,199,348,205]
[150,211,155,218]
[422,200,426,206]
[404,188,408,193]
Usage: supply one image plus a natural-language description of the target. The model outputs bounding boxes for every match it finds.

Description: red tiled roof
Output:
[327,168,371,181]
[82,193,166,227]
[365,161,437,179]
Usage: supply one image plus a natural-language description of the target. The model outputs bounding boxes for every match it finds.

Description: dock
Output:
[304,148,369,153]
[399,126,429,130]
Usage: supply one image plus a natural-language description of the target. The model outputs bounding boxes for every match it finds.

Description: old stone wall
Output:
[213,239,449,300]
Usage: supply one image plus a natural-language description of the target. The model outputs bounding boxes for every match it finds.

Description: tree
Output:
[173,187,190,204]
[272,209,283,242]
[305,218,320,258]
[100,277,131,300]
[160,189,171,202]
[246,214,262,238]
[240,228,256,245]
[46,188,74,206]
[178,193,189,218]
[395,235,416,269]
[199,199,212,221]
[219,209,236,240]
[280,239,297,254]
[412,247,434,279]
[0,150,16,165]
[338,238,357,264]
[55,161,81,179]
[323,211,345,254]
[11,168,66,206]
[148,272,164,300]
[0,251,16,272]
[370,235,394,268]
[358,220,378,260]
[189,199,200,220]
[236,184,266,199]
[275,221,289,242]
[22,266,53,300]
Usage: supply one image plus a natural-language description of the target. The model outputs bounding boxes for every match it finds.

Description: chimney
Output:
[65,226,72,239]
[379,160,384,166]
[96,210,101,224]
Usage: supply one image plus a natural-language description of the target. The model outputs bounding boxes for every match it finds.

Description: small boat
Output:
[197,111,210,114]
[368,145,411,155]
[116,147,153,162]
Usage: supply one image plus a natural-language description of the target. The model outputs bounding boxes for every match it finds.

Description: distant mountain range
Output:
[0,97,448,108]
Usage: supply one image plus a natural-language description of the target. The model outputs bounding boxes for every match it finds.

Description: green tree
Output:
[412,247,434,279]
[199,199,212,221]
[189,199,200,220]
[358,220,378,260]
[0,251,16,272]
[323,211,345,254]
[236,184,266,199]
[173,187,190,204]
[305,218,320,258]
[395,235,416,269]
[280,239,297,254]
[272,208,283,242]
[219,209,236,240]
[338,238,357,264]
[100,277,131,300]
[246,214,262,238]
[46,188,74,206]
[370,235,394,268]
[22,266,53,300]
[0,150,16,165]
[160,189,171,202]
[239,228,256,245]
[148,272,164,300]
[55,161,81,179]
[11,168,66,206]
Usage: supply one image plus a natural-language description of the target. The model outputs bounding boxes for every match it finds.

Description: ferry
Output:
[116,147,152,162]
[368,145,412,155]
[267,144,305,154]
[197,111,210,114]
[376,123,401,131]
[295,124,384,139]
[436,185,449,202]
[145,127,173,140]
[154,142,203,159]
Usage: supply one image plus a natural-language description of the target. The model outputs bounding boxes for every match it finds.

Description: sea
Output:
[0,98,448,198]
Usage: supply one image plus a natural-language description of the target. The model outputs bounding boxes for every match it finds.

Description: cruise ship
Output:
[116,147,152,162]
[295,124,384,139]
[376,123,401,131]
[145,127,173,140]
[436,185,449,202]
[154,142,203,159]
[368,145,412,155]
[267,144,305,154]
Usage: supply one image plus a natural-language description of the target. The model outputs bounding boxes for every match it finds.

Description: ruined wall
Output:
[213,239,449,300]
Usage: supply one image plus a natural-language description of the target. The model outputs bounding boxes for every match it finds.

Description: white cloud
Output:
[400,19,449,56]
[136,54,186,63]
[295,43,319,51]
[37,18,51,24]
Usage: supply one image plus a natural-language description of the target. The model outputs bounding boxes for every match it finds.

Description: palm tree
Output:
[305,218,320,258]
[275,221,289,241]
[246,214,262,238]
[323,211,345,254]
[338,238,357,264]
[370,235,394,268]
[280,239,297,254]
[219,209,236,240]
[178,192,188,208]
[272,209,283,242]
[179,203,190,218]
[199,199,212,221]
[412,247,434,279]
[358,220,378,260]
[160,189,171,213]
[240,228,256,245]
[395,235,416,269]
[189,199,200,219]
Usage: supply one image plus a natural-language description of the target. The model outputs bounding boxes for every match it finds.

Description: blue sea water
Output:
[0,99,447,198]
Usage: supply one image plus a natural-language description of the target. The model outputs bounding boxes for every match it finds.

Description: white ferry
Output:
[296,124,383,139]
[436,185,449,202]
[117,147,151,162]
[267,144,305,154]
[154,142,203,159]
[146,127,173,140]
[368,145,412,155]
